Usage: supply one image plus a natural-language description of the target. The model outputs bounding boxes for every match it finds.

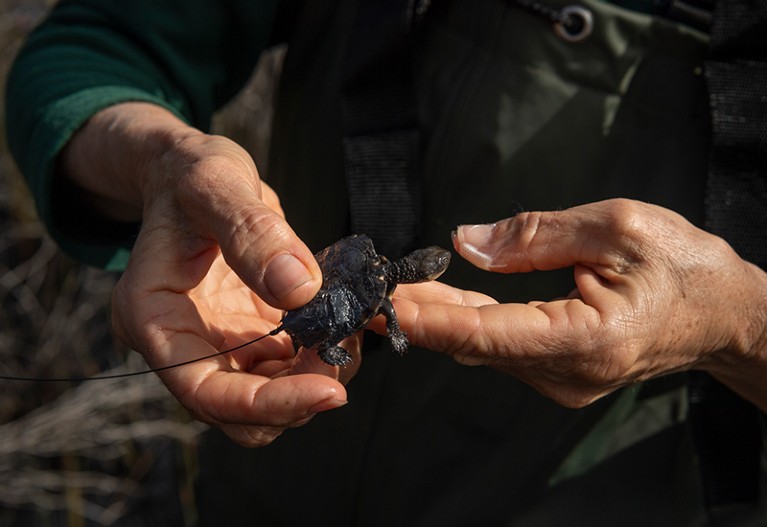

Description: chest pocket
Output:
[415,0,710,254]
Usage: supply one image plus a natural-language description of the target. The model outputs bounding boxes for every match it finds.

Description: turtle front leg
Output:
[380,298,409,356]
[318,345,354,366]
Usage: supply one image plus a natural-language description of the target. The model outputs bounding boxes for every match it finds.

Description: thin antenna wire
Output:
[0,325,285,382]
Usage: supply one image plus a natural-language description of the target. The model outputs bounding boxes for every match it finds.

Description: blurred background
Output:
[0,1,282,524]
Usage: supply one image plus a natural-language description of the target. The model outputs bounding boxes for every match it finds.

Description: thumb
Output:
[166,136,322,309]
[214,195,321,309]
[452,201,635,274]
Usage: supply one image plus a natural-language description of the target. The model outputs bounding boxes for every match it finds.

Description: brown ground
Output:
[0,2,280,524]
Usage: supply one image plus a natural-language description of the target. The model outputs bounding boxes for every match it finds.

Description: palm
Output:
[187,253,295,377]
[110,175,349,446]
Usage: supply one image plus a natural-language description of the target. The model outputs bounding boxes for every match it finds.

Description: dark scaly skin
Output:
[281,235,451,365]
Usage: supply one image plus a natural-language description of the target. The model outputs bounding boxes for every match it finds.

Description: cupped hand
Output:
[390,199,767,410]
[70,104,358,446]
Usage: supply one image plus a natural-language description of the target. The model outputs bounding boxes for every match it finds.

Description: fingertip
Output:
[190,371,347,428]
[308,396,348,414]
[453,223,502,271]
[288,374,348,416]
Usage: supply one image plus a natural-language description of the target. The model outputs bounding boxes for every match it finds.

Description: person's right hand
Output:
[62,103,356,446]
[387,200,767,412]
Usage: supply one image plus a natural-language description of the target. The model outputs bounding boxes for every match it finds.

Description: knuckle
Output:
[597,199,653,270]
[239,207,287,244]
[703,233,737,264]
[176,154,242,203]
[222,206,288,263]
[167,144,259,225]
[447,309,489,365]
[601,199,648,241]
[504,211,545,254]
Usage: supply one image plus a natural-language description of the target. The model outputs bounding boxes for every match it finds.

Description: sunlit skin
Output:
[62,103,767,447]
[63,103,358,447]
[386,201,767,412]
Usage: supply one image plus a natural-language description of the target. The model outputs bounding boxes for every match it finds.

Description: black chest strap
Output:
[340,0,428,258]
[694,0,767,511]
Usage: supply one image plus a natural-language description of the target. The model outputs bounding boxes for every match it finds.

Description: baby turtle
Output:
[280,234,451,366]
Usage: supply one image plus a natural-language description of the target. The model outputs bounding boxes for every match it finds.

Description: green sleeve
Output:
[5,0,281,270]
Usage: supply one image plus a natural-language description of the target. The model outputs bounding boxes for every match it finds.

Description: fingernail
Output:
[455,224,498,268]
[457,223,496,247]
[264,253,314,301]
[309,397,348,414]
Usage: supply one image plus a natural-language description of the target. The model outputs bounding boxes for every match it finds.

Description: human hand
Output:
[390,199,767,410]
[63,103,355,446]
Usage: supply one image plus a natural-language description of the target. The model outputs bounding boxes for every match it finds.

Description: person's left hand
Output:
[388,199,767,410]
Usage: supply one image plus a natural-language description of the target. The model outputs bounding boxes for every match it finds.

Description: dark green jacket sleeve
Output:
[5,0,280,269]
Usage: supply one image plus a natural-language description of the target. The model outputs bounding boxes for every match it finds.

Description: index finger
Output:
[153,133,322,309]
[176,151,322,308]
[453,199,650,275]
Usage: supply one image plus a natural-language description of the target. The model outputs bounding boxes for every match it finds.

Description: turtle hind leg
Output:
[380,298,409,356]
[318,346,353,366]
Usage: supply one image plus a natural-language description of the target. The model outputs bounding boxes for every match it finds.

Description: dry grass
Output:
[0,2,280,525]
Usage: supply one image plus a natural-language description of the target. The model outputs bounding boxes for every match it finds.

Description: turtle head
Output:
[389,246,451,284]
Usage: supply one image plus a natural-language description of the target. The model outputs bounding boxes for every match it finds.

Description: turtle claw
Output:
[389,332,409,356]
[318,346,353,366]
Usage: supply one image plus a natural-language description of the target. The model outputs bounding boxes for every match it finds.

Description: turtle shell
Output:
[281,235,388,352]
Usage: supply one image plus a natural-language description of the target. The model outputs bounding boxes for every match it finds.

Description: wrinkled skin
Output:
[63,103,359,447]
[62,103,767,450]
[281,235,450,366]
[386,200,767,411]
